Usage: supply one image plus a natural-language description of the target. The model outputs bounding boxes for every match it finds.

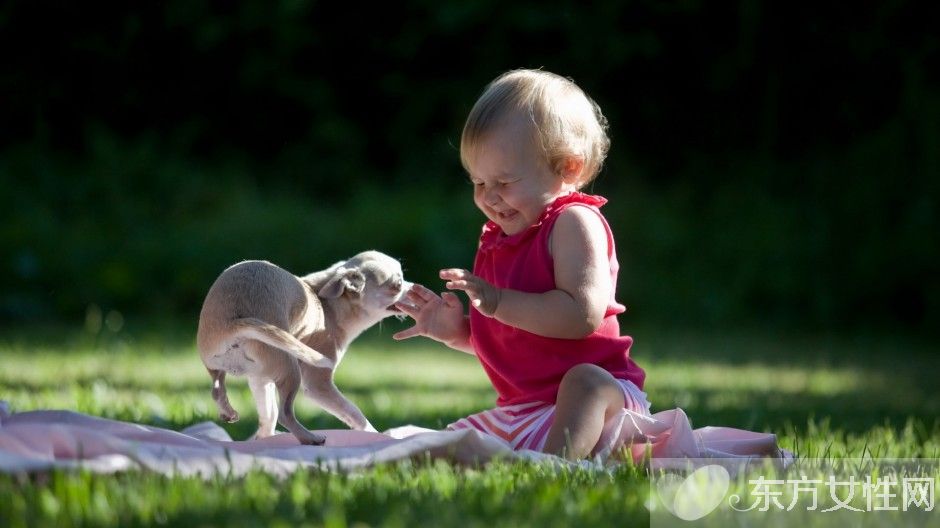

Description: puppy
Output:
[196,250,410,445]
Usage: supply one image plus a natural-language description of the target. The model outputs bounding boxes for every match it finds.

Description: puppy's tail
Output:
[230,318,335,369]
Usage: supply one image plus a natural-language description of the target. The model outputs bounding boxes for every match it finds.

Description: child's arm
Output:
[392,283,475,354]
[442,206,612,339]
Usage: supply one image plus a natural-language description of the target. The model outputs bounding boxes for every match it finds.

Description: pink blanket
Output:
[0,401,790,477]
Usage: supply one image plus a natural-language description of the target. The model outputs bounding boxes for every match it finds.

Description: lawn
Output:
[1,320,937,527]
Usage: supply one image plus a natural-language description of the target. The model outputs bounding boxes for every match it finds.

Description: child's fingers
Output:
[442,272,489,309]
[446,281,484,306]
[393,300,420,317]
[445,279,470,291]
[440,268,472,280]
[408,283,439,301]
[393,325,421,340]
[441,292,462,308]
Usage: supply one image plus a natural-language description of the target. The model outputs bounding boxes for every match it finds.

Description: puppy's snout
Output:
[387,277,411,294]
[386,279,412,313]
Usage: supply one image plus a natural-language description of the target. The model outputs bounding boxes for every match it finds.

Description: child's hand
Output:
[440,268,501,317]
[393,283,468,346]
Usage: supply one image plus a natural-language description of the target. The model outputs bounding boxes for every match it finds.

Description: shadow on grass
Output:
[627,323,938,367]
[647,387,939,435]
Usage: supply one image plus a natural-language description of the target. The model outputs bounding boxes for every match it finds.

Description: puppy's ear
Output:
[318,267,366,299]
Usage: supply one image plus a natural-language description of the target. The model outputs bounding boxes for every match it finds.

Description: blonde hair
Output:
[460,69,610,187]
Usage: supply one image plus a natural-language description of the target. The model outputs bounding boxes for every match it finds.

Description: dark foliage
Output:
[1,1,937,333]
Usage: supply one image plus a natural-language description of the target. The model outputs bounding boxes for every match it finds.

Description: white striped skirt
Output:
[447,378,651,453]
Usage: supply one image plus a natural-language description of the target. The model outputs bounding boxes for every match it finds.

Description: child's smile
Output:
[466,115,573,236]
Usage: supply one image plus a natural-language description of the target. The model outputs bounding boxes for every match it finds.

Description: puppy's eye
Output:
[386,278,403,292]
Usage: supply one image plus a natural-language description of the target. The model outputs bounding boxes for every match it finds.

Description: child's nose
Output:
[484,186,501,206]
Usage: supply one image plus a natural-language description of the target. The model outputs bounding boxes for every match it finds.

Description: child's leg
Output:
[543,364,626,459]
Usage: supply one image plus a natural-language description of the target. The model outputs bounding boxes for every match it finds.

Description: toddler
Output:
[394,69,649,459]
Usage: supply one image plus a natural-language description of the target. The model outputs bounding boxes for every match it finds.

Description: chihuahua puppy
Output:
[196,250,410,445]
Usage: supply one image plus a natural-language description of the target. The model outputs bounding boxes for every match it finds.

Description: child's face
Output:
[465,115,571,235]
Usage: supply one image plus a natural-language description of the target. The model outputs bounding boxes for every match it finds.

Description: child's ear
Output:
[558,156,585,185]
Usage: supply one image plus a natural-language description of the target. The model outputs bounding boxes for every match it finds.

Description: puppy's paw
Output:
[297,431,327,446]
[220,409,240,423]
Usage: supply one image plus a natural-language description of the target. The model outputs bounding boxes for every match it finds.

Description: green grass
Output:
[1,320,938,527]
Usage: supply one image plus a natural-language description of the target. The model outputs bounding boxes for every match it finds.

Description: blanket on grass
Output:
[0,401,790,477]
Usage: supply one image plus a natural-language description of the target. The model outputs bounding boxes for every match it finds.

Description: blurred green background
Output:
[1,1,937,336]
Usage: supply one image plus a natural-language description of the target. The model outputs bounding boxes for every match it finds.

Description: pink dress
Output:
[448,193,652,452]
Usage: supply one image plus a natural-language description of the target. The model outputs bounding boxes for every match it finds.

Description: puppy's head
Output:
[316,251,411,317]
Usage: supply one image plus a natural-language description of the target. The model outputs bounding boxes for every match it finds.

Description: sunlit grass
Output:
[1,321,937,527]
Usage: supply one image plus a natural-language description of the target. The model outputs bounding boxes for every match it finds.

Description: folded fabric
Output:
[0,401,791,478]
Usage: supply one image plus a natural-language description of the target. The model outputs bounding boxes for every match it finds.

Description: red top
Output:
[469,192,646,406]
